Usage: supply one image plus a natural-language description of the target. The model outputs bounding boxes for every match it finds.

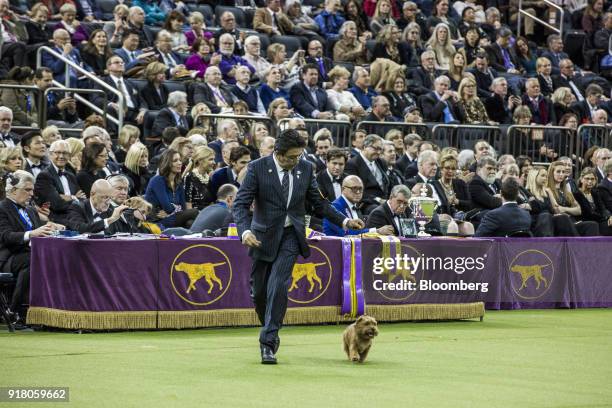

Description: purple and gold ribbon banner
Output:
[341,237,365,317]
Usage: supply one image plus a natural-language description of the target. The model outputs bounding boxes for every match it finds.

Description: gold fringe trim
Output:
[26,303,484,330]
[365,302,485,322]
[26,307,157,330]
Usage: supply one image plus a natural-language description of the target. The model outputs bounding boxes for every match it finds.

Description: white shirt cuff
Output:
[342,218,349,229]
[241,230,251,241]
[24,231,31,242]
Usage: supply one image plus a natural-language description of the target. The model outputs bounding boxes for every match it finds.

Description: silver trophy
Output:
[408,184,439,237]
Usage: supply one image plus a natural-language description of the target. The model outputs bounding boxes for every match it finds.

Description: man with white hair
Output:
[594,148,611,183]
[521,77,555,125]
[66,179,129,233]
[214,11,245,55]
[193,66,236,113]
[0,170,64,328]
[42,28,85,87]
[409,50,445,96]
[469,156,502,214]
[592,109,608,125]
[485,77,520,124]
[243,35,271,80]
[209,120,241,165]
[420,75,463,123]
[0,107,19,147]
[218,33,256,85]
[259,136,275,157]
[154,30,186,78]
[230,66,266,114]
[152,91,192,136]
[34,139,85,225]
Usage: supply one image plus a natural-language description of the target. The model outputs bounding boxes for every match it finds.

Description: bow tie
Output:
[31,163,42,169]
[57,170,65,177]
[333,177,342,184]
[351,205,359,212]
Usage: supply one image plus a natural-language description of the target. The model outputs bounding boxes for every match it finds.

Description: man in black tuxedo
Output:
[289,64,335,119]
[0,107,20,148]
[307,133,332,173]
[0,171,62,325]
[408,50,444,96]
[485,77,521,124]
[34,140,85,225]
[395,133,421,177]
[305,40,333,86]
[232,129,363,364]
[67,179,129,233]
[381,141,405,188]
[419,75,464,123]
[344,134,390,214]
[362,96,398,135]
[20,132,48,178]
[92,55,146,127]
[316,147,348,202]
[468,156,502,216]
[552,59,585,102]
[152,91,192,137]
[594,148,611,183]
[571,84,603,124]
[192,65,235,113]
[405,150,449,211]
[469,53,499,98]
[475,178,531,236]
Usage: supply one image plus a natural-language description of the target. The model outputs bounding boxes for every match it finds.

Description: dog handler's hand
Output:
[346,219,365,230]
[242,231,262,248]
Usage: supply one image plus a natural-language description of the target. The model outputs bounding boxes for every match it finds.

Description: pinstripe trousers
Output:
[250,226,301,349]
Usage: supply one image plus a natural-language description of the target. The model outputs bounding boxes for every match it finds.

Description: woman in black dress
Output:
[140,61,169,111]
[77,141,107,197]
[183,145,216,210]
[81,30,113,76]
[121,142,151,196]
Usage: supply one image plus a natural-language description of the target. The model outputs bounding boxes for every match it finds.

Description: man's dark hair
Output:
[403,133,422,147]
[161,127,180,145]
[275,129,307,154]
[461,6,474,18]
[497,27,512,39]
[585,83,603,97]
[34,67,53,79]
[20,131,42,149]
[217,183,238,200]
[326,147,348,163]
[475,52,488,60]
[123,29,140,40]
[229,145,251,163]
[501,178,520,201]
[301,63,319,76]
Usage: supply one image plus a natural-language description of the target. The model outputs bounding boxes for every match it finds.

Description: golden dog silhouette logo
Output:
[288,246,332,304]
[376,244,423,301]
[509,250,554,299]
[171,244,232,306]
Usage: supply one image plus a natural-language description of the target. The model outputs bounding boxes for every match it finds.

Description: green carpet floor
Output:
[1,309,611,408]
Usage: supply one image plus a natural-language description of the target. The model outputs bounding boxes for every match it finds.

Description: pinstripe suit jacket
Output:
[233,154,346,261]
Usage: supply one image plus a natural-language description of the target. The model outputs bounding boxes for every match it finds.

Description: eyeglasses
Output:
[111,60,125,65]
[369,145,383,151]
[50,151,70,156]
[344,186,363,193]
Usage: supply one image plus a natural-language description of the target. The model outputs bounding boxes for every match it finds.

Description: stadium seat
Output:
[270,35,302,55]
[97,0,118,21]
[129,79,147,92]
[165,81,187,94]
[215,6,247,28]
[564,30,586,68]
[242,7,256,29]
[0,272,16,332]
[143,110,160,138]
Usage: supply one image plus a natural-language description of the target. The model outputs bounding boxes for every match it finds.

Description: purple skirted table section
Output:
[27,237,612,329]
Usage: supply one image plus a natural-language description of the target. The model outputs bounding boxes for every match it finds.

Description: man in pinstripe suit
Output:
[233,129,365,364]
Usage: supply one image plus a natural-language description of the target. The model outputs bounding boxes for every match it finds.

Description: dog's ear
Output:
[356,315,365,323]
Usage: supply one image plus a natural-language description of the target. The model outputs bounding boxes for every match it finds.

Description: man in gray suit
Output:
[233,129,364,364]
[191,184,237,233]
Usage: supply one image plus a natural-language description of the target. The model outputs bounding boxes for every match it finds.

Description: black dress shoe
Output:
[261,345,277,365]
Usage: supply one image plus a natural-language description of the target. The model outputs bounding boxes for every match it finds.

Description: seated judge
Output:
[67,179,129,233]
[0,170,64,326]
[34,140,86,225]
[469,156,502,218]
[190,184,238,233]
[475,178,531,236]
[323,175,395,237]
[366,184,440,236]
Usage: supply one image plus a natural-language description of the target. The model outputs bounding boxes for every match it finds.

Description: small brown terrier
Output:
[343,315,379,363]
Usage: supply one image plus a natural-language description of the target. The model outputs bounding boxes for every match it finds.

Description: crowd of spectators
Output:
[0,0,612,327]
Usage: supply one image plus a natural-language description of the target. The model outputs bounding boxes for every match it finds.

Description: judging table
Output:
[27,236,612,330]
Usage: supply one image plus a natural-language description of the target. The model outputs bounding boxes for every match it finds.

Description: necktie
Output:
[213,87,228,106]
[282,169,290,205]
[395,216,403,236]
[273,12,281,33]
[130,51,136,61]
[117,79,134,109]
[318,58,326,79]
[569,80,584,101]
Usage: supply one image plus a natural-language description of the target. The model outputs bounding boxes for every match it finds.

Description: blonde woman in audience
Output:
[267,98,294,127]
[551,87,575,121]
[168,137,194,168]
[267,43,305,89]
[385,129,405,156]
[104,4,129,48]
[191,103,212,139]
[115,125,140,163]
[370,0,397,36]
[122,142,151,195]
[41,125,62,147]
[426,23,456,70]
[185,12,210,47]
[458,77,495,124]
[245,122,271,160]
[0,147,24,200]
[183,145,215,210]
[326,66,366,121]
[65,137,84,174]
